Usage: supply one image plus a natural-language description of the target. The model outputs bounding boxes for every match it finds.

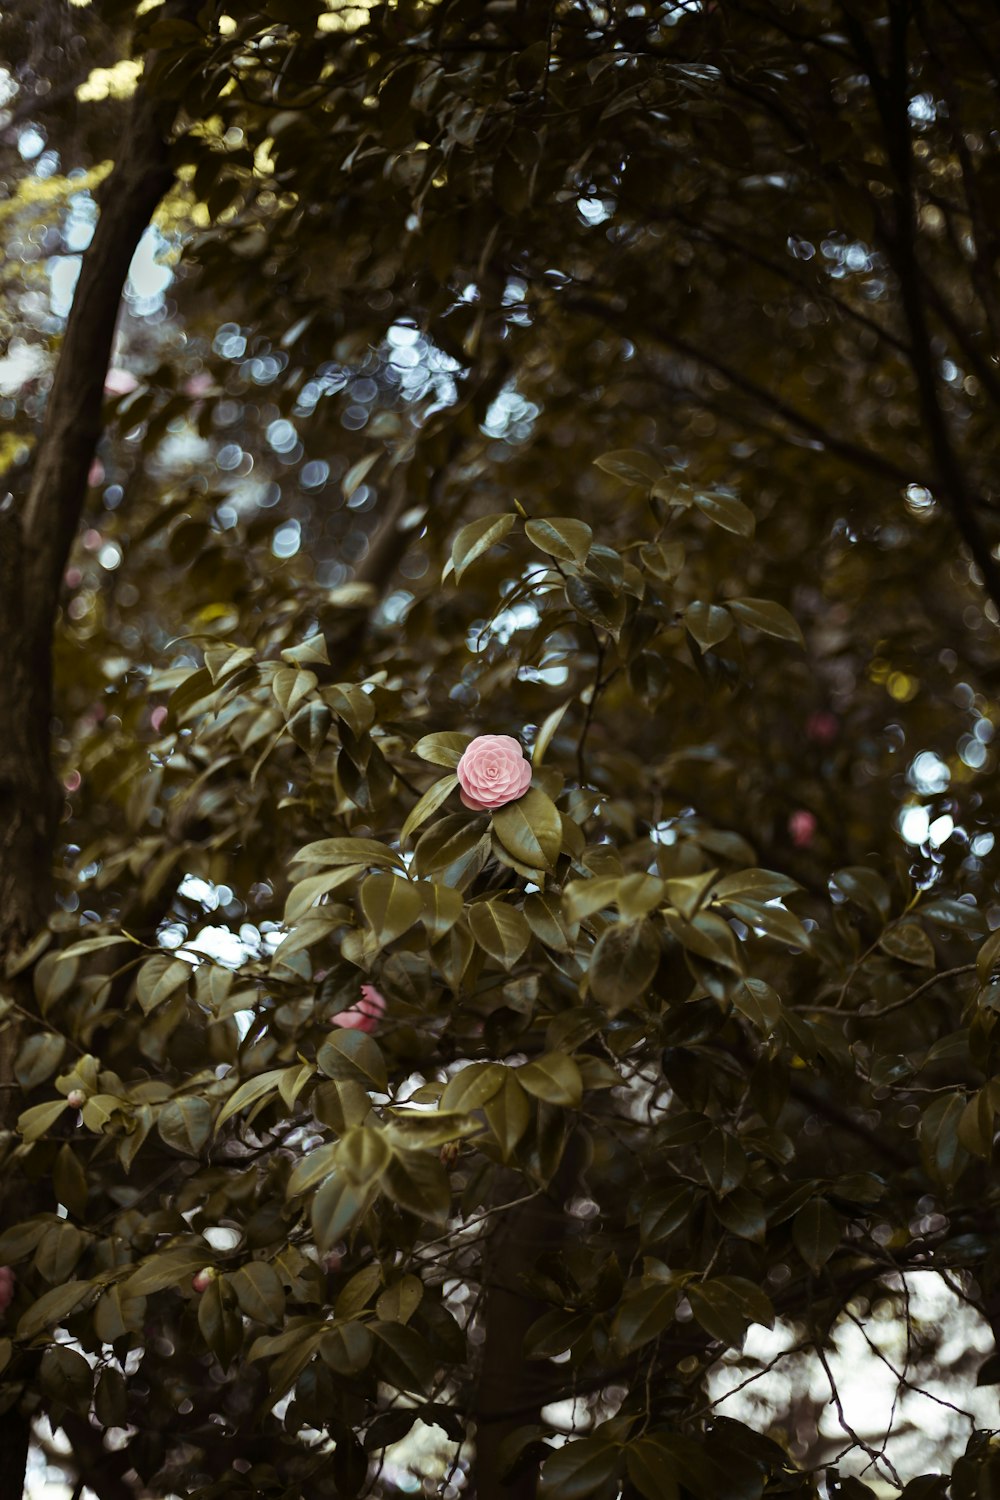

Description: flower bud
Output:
[192,1267,217,1294]
[66,1090,86,1109]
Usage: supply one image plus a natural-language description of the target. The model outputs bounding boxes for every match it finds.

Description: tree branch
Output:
[21,50,190,644]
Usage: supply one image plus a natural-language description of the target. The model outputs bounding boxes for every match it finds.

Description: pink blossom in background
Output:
[88,458,105,488]
[806,711,839,745]
[184,371,215,399]
[789,809,818,848]
[103,367,138,397]
[0,1266,14,1317]
[331,983,386,1034]
[150,706,168,733]
[456,734,532,811]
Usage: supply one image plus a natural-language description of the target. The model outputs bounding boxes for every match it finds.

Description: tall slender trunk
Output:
[473,1142,585,1499]
[0,43,191,1499]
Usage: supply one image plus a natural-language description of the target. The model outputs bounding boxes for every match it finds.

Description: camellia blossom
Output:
[331,983,386,1034]
[0,1266,14,1316]
[806,710,839,745]
[103,367,139,397]
[456,734,532,811]
[789,809,818,848]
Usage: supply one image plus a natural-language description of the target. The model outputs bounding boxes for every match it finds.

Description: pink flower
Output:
[806,711,839,745]
[789,809,817,848]
[456,734,532,811]
[104,367,138,397]
[331,983,386,1034]
[192,1267,217,1294]
[0,1266,14,1316]
[184,372,214,399]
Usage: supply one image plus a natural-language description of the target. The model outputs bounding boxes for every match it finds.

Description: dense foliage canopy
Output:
[2,2,1000,1498]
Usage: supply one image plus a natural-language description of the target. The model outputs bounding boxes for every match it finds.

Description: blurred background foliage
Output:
[2,1,1000,1497]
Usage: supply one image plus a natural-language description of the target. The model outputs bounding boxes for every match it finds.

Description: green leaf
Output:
[524,891,578,952]
[136,954,191,1014]
[524,1308,593,1360]
[291,838,406,871]
[712,869,800,903]
[879,920,936,968]
[593,449,662,485]
[320,1321,374,1375]
[525,516,593,563]
[640,1184,696,1246]
[400,774,459,844]
[713,1187,767,1244]
[792,1199,841,1272]
[684,601,732,651]
[216,1069,286,1131]
[450,513,516,581]
[532,702,571,772]
[272,665,318,717]
[492,786,561,870]
[15,1032,66,1090]
[372,1320,437,1394]
[288,700,333,756]
[700,1130,747,1196]
[727,596,803,645]
[412,731,471,768]
[539,1435,620,1499]
[613,1283,677,1353]
[376,1274,423,1325]
[312,1175,368,1251]
[17,1098,68,1143]
[157,1097,212,1156]
[34,1222,83,1283]
[483,1072,532,1160]
[338,1125,393,1184]
[94,1365,129,1426]
[687,1277,773,1347]
[440,1062,506,1112]
[732,978,782,1034]
[468,900,531,968]
[692,490,755,537]
[565,574,625,636]
[360,872,423,947]
[564,876,622,923]
[284,866,364,924]
[123,1248,210,1297]
[385,1109,482,1150]
[17,1280,99,1341]
[978,927,1000,985]
[381,1149,451,1222]
[335,1264,383,1319]
[51,1140,86,1224]
[230,1261,286,1324]
[589,920,660,1013]
[0,1218,51,1263]
[919,1091,968,1188]
[831,866,890,920]
[626,1438,681,1500]
[281,631,329,667]
[39,1343,93,1408]
[317,1029,388,1093]
[342,451,380,500]
[418,880,464,942]
[518,1053,583,1109]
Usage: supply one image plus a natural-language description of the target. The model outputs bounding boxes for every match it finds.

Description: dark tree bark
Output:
[0,44,193,1500]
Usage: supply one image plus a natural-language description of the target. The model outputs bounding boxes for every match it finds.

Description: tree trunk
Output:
[0,44,190,1500]
[473,1141,585,1500]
